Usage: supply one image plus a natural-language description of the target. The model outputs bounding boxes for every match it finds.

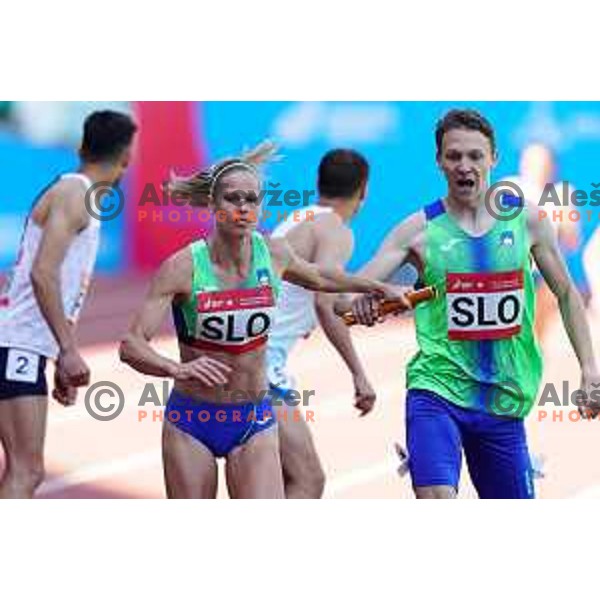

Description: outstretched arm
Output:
[334,211,424,323]
[269,236,400,297]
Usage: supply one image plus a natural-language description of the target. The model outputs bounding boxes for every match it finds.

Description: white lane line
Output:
[39,447,403,497]
[38,450,161,496]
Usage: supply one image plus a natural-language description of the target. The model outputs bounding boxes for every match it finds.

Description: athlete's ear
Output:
[492,149,499,169]
[359,181,368,201]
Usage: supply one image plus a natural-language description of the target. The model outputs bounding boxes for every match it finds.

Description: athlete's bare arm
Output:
[310,216,376,415]
[528,210,600,415]
[31,180,92,389]
[334,211,425,325]
[119,248,232,386]
[268,237,404,297]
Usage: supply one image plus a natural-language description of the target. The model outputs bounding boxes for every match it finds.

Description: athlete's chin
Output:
[451,188,483,207]
[224,221,257,236]
[236,220,257,232]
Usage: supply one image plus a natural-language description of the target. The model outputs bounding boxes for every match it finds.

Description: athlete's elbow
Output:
[30,264,52,291]
[307,273,329,292]
[556,281,582,306]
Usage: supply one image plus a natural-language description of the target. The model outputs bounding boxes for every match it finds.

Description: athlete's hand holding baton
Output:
[340,286,437,327]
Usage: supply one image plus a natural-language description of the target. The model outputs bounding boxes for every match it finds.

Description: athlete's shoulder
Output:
[311,210,351,241]
[265,234,287,260]
[311,208,344,227]
[155,244,194,295]
[46,176,92,231]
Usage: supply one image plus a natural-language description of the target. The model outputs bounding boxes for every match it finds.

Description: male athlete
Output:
[267,149,375,498]
[0,110,137,498]
[339,109,599,499]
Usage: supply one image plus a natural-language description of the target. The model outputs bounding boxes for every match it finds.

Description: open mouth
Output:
[456,177,476,191]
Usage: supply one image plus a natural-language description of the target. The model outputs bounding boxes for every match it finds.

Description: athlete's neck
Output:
[208,231,252,277]
[444,193,495,232]
[318,196,357,223]
[79,163,118,185]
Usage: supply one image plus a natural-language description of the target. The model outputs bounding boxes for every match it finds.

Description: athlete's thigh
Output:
[406,389,463,496]
[0,395,48,463]
[162,420,218,499]
[278,402,322,479]
[225,427,284,499]
[0,346,48,461]
[463,416,534,499]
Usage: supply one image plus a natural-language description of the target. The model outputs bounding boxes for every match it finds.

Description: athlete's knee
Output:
[291,465,325,499]
[414,485,456,499]
[283,454,325,498]
[5,453,46,490]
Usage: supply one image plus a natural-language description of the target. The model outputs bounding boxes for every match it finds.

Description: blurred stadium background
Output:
[2,101,600,272]
[0,101,599,498]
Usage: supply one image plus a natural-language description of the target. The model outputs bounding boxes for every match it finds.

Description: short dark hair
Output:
[435,109,496,155]
[80,110,137,163]
[317,149,369,199]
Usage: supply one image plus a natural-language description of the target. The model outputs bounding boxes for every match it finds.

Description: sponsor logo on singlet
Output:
[255,268,271,287]
[446,270,524,340]
[499,231,515,247]
[195,287,275,345]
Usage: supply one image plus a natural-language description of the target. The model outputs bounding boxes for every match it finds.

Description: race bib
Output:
[446,270,524,341]
[5,348,40,383]
[195,287,275,345]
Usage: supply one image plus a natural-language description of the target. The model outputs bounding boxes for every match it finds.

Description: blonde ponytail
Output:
[168,139,280,206]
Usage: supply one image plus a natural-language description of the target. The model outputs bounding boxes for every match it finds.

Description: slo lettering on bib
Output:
[446,270,524,341]
[194,287,275,353]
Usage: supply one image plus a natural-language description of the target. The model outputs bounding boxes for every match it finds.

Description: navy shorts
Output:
[0,346,48,400]
[165,389,277,458]
[406,389,535,499]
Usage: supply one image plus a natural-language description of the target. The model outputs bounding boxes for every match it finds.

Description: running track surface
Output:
[2,275,600,499]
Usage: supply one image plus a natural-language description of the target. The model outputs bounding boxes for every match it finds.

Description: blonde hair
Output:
[168,140,280,207]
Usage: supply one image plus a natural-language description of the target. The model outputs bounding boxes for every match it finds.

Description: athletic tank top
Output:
[406,198,543,418]
[266,205,333,388]
[0,173,100,359]
[172,231,281,355]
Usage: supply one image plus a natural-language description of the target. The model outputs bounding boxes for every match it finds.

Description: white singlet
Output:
[0,173,101,359]
[266,205,333,389]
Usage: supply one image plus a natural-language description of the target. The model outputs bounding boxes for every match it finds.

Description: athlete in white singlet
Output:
[266,149,376,498]
[0,111,136,498]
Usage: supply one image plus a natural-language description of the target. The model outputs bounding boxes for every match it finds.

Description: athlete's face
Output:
[213,170,262,235]
[438,128,497,206]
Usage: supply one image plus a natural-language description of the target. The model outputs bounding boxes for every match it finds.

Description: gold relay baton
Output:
[342,285,437,327]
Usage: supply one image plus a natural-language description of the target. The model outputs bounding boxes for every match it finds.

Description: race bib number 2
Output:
[5,349,40,383]
[446,270,524,341]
